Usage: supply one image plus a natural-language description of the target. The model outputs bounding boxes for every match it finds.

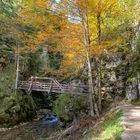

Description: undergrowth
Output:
[131,100,140,106]
[84,108,124,140]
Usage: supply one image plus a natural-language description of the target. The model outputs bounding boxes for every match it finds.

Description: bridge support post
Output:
[48,79,53,94]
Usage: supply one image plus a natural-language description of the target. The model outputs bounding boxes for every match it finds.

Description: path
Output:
[121,104,140,140]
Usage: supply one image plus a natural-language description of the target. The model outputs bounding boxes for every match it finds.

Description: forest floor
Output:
[0,102,140,140]
[0,108,122,140]
[0,119,61,140]
[121,103,140,140]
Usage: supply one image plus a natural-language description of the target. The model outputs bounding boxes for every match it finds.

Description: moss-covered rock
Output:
[0,64,37,127]
[0,93,36,126]
[53,94,88,122]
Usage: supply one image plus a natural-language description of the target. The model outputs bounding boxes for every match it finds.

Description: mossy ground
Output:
[0,65,36,127]
[83,108,124,140]
[131,100,140,106]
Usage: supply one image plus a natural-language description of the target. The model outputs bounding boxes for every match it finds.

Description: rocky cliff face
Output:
[82,51,140,102]
[126,78,140,101]
[102,53,125,96]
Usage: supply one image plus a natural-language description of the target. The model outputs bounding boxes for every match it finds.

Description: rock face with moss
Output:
[0,65,36,127]
[53,94,88,123]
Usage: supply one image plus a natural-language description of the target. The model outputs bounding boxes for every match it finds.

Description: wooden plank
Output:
[52,79,64,90]
[17,79,89,96]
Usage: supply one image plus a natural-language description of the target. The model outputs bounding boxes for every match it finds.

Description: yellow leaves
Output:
[13,0,138,77]
[35,0,49,8]
[89,0,118,15]
[14,0,64,54]
[35,0,55,9]
[90,37,123,56]
[19,45,36,53]
[21,0,53,9]
[55,22,85,73]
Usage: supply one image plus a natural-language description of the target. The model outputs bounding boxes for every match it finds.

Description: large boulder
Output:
[126,78,140,101]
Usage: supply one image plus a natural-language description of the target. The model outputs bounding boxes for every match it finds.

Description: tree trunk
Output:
[98,58,102,112]
[15,42,20,91]
[82,7,99,117]
[86,51,95,116]
[136,73,140,100]
[97,14,102,112]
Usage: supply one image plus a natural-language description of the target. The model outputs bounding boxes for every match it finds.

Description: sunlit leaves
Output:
[0,0,23,17]
[1,0,139,78]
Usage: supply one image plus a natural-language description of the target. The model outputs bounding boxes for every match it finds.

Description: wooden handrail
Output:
[17,77,89,95]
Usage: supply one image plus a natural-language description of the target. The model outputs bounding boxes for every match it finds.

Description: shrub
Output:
[0,93,36,126]
[0,64,36,127]
[53,94,88,122]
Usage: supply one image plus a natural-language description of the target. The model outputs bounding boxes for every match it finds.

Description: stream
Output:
[0,113,61,140]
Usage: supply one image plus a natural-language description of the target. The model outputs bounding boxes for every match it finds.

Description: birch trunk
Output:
[15,42,20,91]
[82,6,99,117]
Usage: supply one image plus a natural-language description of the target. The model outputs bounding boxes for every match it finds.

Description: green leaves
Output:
[0,0,23,17]
[0,44,14,67]
[53,94,88,121]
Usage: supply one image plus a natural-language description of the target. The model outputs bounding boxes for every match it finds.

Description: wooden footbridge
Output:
[17,77,89,96]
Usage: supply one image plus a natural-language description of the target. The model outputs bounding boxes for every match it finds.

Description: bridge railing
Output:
[17,78,89,95]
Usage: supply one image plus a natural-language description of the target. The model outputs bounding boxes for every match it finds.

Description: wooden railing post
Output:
[17,77,90,96]
[28,76,34,93]
[48,79,53,94]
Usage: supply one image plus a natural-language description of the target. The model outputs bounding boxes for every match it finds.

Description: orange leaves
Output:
[55,21,86,71]
[35,0,51,9]
[13,0,129,78]
[88,0,118,16]
[14,0,64,54]
[90,37,123,56]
